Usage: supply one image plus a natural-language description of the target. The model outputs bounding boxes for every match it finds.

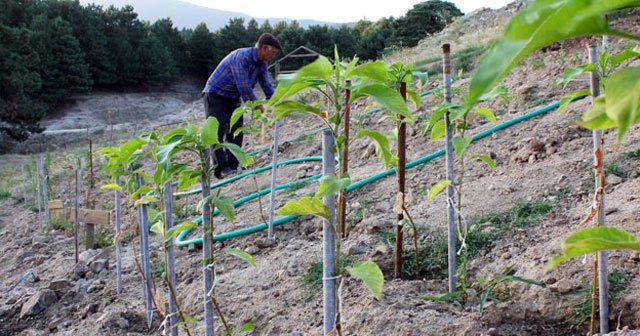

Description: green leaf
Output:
[224,248,257,267]
[547,227,640,268]
[355,130,398,168]
[230,106,245,130]
[580,95,617,130]
[346,260,384,300]
[269,78,326,103]
[276,196,329,219]
[428,180,451,201]
[315,174,351,197]
[178,170,202,191]
[100,183,122,192]
[197,195,214,211]
[346,61,388,82]
[555,63,595,88]
[471,154,497,169]
[150,220,165,238]
[272,100,321,120]
[411,70,428,85]
[353,84,413,123]
[237,323,256,332]
[214,196,235,223]
[221,143,254,167]
[610,47,640,68]
[558,89,590,113]
[430,119,446,142]
[474,107,497,124]
[407,90,421,109]
[156,139,183,171]
[160,128,186,145]
[164,222,199,242]
[296,55,333,80]
[134,195,158,207]
[452,135,473,157]
[605,66,640,141]
[131,185,152,199]
[466,0,638,110]
[201,117,220,146]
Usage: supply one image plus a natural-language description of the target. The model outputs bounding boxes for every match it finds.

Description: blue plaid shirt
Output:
[202,47,274,101]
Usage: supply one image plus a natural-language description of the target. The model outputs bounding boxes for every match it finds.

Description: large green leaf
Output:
[201,117,220,146]
[580,95,617,129]
[355,130,398,168]
[214,196,235,223]
[221,143,254,167]
[272,101,322,120]
[605,66,640,140]
[134,195,158,207]
[315,174,351,198]
[164,221,199,242]
[160,127,186,145]
[276,196,329,219]
[269,78,326,103]
[452,135,473,157]
[466,0,638,110]
[346,61,388,82]
[547,227,640,268]
[610,46,640,68]
[224,248,257,267]
[100,183,122,192]
[555,63,595,89]
[346,260,384,300]
[156,139,183,171]
[296,55,333,80]
[557,89,590,113]
[430,119,446,142]
[178,170,202,191]
[474,107,497,124]
[352,84,413,123]
[428,180,452,201]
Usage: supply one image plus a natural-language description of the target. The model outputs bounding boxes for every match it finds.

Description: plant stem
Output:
[402,206,420,280]
[209,287,232,334]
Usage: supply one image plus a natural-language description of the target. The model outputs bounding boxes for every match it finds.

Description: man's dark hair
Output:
[257,32,282,50]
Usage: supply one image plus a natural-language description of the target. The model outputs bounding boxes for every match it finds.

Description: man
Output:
[202,32,281,179]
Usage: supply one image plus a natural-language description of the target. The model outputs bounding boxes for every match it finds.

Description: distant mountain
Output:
[79,0,352,30]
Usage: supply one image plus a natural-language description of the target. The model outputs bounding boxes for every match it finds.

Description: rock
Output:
[373,244,390,256]
[87,280,104,293]
[72,263,86,280]
[83,302,100,318]
[48,280,71,292]
[20,289,58,318]
[255,238,277,249]
[547,278,574,294]
[78,250,97,264]
[15,250,34,265]
[245,245,260,255]
[89,259,108,274]
[608,174,623,186]
[528,154,537,164]
[346,241,369,256]
[606,207,619,215]
[96,311,129,330]
[528,139,545,152]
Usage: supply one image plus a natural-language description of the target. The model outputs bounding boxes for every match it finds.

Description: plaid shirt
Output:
[202,47,274,101]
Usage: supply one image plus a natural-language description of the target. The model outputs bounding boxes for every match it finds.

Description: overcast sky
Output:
[181,0,515,22]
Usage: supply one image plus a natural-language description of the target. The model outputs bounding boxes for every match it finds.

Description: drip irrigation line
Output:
[176,97,584,247]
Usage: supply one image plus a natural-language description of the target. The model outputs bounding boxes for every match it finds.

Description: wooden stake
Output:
[443,43,457,293]
[322,129,337,335]
[267,120,281,240]
[74,169,81,264]
[394,82,407,279]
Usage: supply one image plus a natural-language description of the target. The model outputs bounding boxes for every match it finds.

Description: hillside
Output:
[1,3,640,336]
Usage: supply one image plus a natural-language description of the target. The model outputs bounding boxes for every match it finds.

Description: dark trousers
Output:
[203,92,243,171]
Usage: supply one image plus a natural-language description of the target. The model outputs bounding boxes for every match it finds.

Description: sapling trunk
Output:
[201,148,215,336]
[588,43,609,335]
[394,82,407,279]
[322,130,337,335]
[442,43,457,292]
[163,183,178,336]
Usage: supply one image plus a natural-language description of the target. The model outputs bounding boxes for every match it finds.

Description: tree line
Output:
[0,0,462,139]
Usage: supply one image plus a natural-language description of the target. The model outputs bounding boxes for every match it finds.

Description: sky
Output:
[181,0,515,23]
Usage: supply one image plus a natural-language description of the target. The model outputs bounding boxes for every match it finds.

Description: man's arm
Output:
[230,53,259,102]
[257,63,275,100]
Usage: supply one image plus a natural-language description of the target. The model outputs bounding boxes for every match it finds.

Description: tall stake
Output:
[322,129,337,335]
[201,148,215,336]
[41,154,50,222]
[136,175,154,329]
[394,82,407,279]
[338,80,351,239]
[89,140,94,189]
[267,120,281,240]
[74,169,81,264]
[588,43,609,335]
[36,157,43,229]
[442,43,457,292]
[164,183,178,336]
[115,176,123,294]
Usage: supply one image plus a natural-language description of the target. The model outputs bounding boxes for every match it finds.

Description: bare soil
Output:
[1,6,640,336]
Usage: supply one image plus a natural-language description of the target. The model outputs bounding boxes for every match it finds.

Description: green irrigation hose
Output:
[176,99,567,247]
[246,87,442,156]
